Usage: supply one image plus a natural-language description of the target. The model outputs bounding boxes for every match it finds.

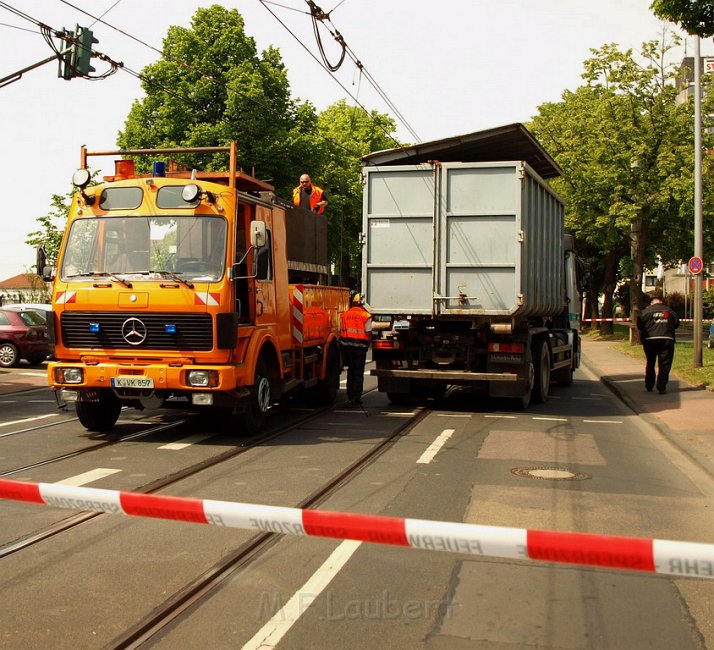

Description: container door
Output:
[437,162,522,316]
[362,165,437,314]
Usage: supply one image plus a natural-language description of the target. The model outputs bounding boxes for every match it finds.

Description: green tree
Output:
[651,1,714,37]
[314,100,399,287]
[25,190,73,267]
[118,5,321,198]
[529,38,696,337]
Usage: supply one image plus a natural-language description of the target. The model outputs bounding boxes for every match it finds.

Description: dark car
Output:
[709,322,714,350]
[0,306,50,367]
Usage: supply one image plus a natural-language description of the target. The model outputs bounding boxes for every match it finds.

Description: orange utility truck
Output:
[38,144,348,432]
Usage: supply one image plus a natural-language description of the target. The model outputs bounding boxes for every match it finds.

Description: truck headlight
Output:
[57,367,83,384]
[187,370,218,387]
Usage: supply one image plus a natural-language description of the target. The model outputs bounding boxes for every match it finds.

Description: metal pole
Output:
[694,37,703,366]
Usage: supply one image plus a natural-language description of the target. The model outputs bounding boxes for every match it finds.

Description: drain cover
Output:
[511,466,591,481]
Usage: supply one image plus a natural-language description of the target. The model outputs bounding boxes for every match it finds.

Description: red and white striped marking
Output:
[1,478,712,579]
[194,291,221,306]
[291,284,304,345]
[55,291,77,304]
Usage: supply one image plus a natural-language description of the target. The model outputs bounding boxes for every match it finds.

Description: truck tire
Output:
[76,391,122,431]
[0,342,19,368]
[309,344,341,405]
[532,341,551,404]
[239,358,271,433]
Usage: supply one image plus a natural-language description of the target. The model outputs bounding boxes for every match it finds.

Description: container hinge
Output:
[517,294,524,306]
[517,230,524,242]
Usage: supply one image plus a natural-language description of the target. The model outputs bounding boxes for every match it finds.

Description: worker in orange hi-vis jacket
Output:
[338,292,372,406]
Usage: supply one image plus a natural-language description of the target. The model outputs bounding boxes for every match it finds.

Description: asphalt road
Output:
[0,360,712,649]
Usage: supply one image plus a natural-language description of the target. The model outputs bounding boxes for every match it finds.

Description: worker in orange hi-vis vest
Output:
[338,292,372,406]
[292,174,328,214]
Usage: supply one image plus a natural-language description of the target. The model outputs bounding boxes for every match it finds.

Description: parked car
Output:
[16,304,52,322]
[708,322,714,350]
[0,306,50,367]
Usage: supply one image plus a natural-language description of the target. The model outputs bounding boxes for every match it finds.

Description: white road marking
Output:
[532,417,568,422]
[485,414,517,419]
[242,540,361,650]
[0,413,58,428]
[56,468,121,486]
[436,414,471,418]
[416,428,455,464]
[158,433,216,450]
[583,419,623,424]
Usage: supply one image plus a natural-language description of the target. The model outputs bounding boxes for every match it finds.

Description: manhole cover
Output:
[511,466,591,481]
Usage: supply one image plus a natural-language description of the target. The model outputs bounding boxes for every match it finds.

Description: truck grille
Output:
[60,312,214,351]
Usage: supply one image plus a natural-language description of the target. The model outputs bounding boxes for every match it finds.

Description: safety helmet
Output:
[351,292,363,305]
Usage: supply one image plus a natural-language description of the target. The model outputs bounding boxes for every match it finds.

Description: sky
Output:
[0,0,708,281]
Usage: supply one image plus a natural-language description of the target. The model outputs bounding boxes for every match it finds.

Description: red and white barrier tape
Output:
[1,478,712,579]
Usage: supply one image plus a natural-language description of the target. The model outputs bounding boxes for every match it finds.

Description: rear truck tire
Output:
[532,340,551,404]
[514,353,534,409]
[76,390,122,431]
[309,344,341,405]
[0,342,20,368]
[238,358,271,433]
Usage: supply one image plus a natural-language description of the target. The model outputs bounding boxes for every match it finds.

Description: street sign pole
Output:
[693,36,703,366]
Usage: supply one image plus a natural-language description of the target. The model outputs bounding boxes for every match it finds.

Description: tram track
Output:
[108,405,430,649]
[0,389,405,560]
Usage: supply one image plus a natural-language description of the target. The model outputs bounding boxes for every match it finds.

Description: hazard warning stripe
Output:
[1,478,713,579]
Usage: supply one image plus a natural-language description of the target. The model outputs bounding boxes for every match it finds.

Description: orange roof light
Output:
[114,159,136,179]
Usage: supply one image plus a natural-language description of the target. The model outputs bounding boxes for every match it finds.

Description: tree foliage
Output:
[529,37,705,333]
[314,100,398,287]
[651,0,714,37]
[25,190,73,266]
[118,4,321,198]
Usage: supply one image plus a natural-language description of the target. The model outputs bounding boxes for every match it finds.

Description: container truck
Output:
[361,124,581,408]
[38,144,348,432]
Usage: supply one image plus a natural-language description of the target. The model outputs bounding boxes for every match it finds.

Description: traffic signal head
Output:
[74,25,98,76]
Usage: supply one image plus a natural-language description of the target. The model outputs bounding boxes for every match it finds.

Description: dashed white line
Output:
[56,468,121,486]
[416,428,455,464]
[583,419,623,424]
[532,417,568,422]
[158,433,216,450]
[0,413,58,428]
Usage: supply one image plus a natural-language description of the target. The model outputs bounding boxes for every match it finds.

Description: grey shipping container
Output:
[362,161,565,323]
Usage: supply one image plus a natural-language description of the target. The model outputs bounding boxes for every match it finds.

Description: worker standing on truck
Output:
[636,292,679,394]
[339,292,372,406]
[293,174,328,214]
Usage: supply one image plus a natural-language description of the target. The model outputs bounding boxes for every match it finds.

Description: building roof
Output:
[362,123,561,179]
[0,273,42,289]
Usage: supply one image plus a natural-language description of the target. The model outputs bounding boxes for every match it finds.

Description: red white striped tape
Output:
[1,478,712,579]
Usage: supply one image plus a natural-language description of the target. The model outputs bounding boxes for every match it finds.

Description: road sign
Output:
[705,58,714,73]
[688,256,704,275]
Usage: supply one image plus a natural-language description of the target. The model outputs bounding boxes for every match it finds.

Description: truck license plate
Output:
[111,376,154,389]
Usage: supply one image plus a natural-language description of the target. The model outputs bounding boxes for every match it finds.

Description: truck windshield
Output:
[60,215,227,282]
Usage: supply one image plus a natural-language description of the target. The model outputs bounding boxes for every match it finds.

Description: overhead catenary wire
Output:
[0,0,366,161]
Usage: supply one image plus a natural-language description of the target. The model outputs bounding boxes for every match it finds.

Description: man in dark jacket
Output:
[636,293,680,394]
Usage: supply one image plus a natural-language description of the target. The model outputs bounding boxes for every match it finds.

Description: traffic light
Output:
[74,26,98,76]
[57,28,75,80]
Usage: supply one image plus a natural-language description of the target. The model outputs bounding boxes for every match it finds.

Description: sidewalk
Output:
[580,335,714,478]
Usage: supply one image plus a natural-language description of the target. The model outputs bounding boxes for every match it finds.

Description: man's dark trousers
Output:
[642,338,675,392]
[343,346,367,402]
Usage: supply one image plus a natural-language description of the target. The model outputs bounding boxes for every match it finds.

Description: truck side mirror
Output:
[37,247,55,282]
[250,220,266,248]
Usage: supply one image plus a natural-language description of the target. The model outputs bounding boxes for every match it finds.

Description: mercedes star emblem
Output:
[121,317,147,346]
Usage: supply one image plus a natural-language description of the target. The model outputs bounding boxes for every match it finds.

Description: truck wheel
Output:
[240,358,271,433]
[309,344,341,405]
[532,341,551,404]
[0,342,19,368]
[76,391,122,431]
